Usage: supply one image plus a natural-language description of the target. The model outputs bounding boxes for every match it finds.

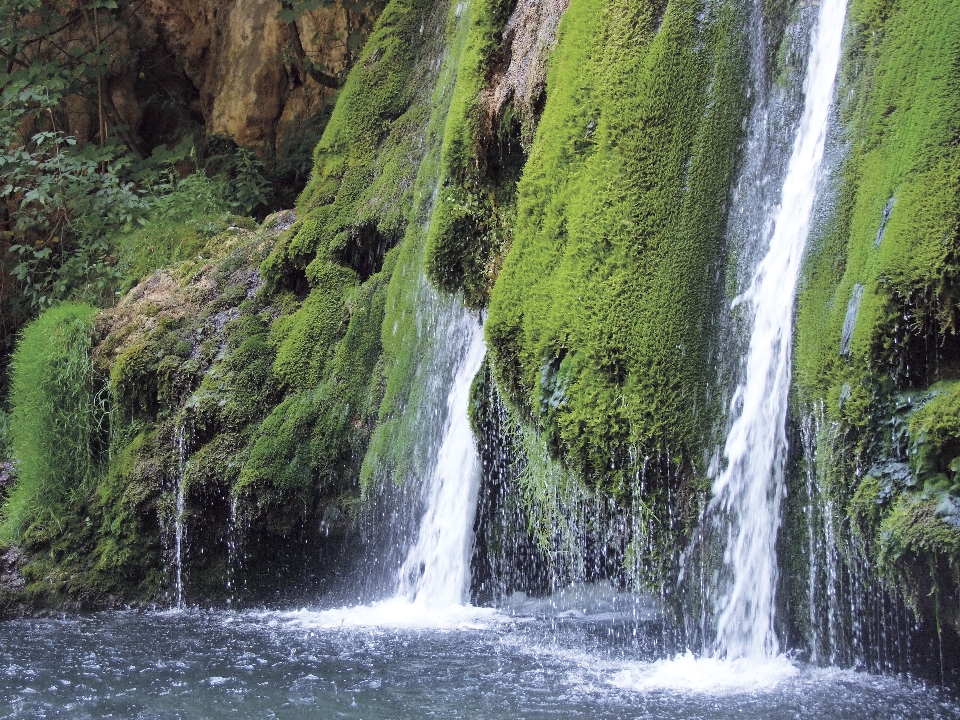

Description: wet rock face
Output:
[0,546,25,598]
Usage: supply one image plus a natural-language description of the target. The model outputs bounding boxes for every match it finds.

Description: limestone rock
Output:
[52,0,382,158]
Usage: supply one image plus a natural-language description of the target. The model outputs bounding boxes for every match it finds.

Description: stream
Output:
[2,596,958,719]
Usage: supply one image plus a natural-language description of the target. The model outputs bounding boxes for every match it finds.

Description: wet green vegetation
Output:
[0,0,957,671]
[795,0,960,632]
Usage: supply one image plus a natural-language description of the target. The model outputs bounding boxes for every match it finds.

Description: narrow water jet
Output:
[709,0,848,659]
[172,420,189,609]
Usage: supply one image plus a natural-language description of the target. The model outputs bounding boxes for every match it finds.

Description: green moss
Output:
[272,265,358,392]
[796,0,960,407]
[90,431,163,597]
[794,0,960,615]
[907,382,960,492]
[1,303,103,543]
[878,494,960,570]
[262,0,445,292]
[237,256,393,523]
[250,0,460,514]
[423,0,524,307]
[109,318,196,414]
[486,0,750,490]
[358,0,488,491]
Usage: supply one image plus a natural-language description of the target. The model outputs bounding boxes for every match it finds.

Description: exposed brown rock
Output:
[47,1,382,159]
[140,0,382,157]
[487,0,570,145]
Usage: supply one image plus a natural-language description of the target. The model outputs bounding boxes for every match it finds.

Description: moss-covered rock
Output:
[795,0,960,636]
[0,303,103,545]
[423,0,525,308]
[486,0,750,500]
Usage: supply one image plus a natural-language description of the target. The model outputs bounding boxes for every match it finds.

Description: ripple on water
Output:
[1,610,958,720]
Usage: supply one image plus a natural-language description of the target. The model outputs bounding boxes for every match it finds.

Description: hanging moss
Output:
[486,0,750,493]
[236,263,391,521]
[261,0,445,293]
[0,303,103,544]
[358,0,495,491]
[423,0,525,307]
[89,431,164,598]
[271,265,358,392]
[794,0,960,630]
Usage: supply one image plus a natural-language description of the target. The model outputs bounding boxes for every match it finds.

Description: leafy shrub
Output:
[1,133,151,311]
[201,136,273,218]
[113,169,234,293]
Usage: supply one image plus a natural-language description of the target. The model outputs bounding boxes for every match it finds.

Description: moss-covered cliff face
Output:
[450,0,750,596]
[1,0,958,675]
[795,0,960,638]
[0,0,478,613]
[490,0,748,478]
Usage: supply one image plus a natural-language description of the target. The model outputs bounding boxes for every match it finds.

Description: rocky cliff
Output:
[49,0,383,159]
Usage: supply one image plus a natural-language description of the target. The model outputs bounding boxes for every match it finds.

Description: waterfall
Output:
[709,0,848,659]
[281,308,490,628]
[397,312,486,608]
[172,420,188,609]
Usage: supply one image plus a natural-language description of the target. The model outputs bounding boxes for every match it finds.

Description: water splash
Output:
[397,313,486,608]
[292,309,487,627]
[612,652,799,694]
[710,0,848,659]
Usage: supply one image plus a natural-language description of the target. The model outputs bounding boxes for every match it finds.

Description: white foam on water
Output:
[611,651,799,694]
[271,598,505,631]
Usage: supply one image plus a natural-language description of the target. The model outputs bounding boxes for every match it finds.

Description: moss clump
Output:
[878,494,960,574]
[89,431,163,598]
[423,0,525,308]
[0,303,103,544]
[239,252,393,524]
[271,265,358,392]
[907,382,960,492]
[486,0,750,491]
[261,0,445,293]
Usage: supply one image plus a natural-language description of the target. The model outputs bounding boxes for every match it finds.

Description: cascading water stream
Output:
[710,0,847,659]
[397,313,486,608]
[172,420,188,609]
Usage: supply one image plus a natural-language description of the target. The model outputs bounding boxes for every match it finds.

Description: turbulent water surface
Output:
[2,594,959,720]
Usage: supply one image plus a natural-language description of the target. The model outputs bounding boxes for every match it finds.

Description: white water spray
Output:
[711,0,847,659]
[398,314,487,608]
